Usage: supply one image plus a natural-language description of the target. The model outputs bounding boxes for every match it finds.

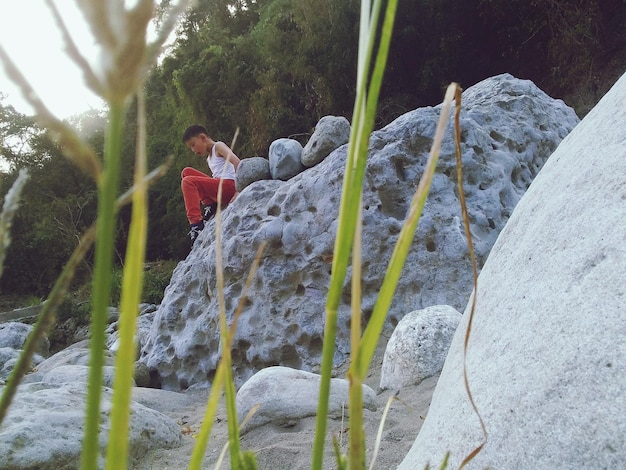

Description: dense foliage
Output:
[1,0,624,296]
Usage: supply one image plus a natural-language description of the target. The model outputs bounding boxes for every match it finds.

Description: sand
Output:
[135,337,437,469]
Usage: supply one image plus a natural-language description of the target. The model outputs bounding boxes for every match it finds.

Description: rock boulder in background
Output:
[140,74,579,390]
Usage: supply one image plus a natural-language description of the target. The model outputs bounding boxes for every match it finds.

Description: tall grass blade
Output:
[348,203,365,469]
[453,87,487,469]
[188,228,265,469]
[81,100,126,470]
[214,131,243,468]
[1,2,190,467]
[105,91,149,469]
[0,169,28,280]
[333,435,349,470]
[214,404,261,470]
[356,83,459,378]
[312,1,398,467]
[189,359,228,470]
[369,392,398,470]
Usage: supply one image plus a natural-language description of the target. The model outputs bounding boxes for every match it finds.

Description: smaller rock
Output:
[301,115,351,167]
[106,309,156,358]
[236,366,377,433]
[269,138,305,180]
[134,360,151,388]
[0,321,49,357]
[0,348,45,381]
[380,305,462,391]
[235,156,271,192]
[36,347,115,374]
[41,364,125,387]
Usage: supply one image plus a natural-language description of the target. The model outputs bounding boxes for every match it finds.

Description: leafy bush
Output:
[111,260,177,306]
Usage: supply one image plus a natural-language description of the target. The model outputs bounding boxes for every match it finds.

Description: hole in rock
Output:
[268,205,281,216]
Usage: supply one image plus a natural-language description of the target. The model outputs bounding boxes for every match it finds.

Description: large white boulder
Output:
[141,74,579,390]
[399,73,626,469]
[0,382,181,469]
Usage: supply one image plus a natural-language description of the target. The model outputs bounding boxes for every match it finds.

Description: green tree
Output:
[0,101,103,295]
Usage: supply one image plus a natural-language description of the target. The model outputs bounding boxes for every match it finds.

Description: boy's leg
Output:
[181,167,210,178]
[195,179,236,207]
[182,167,213,208]
[181,176,237,224]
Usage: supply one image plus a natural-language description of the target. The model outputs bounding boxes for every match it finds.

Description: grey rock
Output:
[141,74,579,390]
[106,308,156,357]
[236,366,376,433]
[399,72,626,469]
[268,138,305,180]
[0,348,45,381]
[235,156,271,192]
[301,115,351,167]
[130,386,204,415]
[133,360,151,388]
[36,347,115,374]
[40,364,124,387]
[0,382,181,470]
[0,321,49,357]
[379,305,461,391]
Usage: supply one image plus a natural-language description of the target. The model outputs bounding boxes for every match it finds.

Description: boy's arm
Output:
[215,141,241,171]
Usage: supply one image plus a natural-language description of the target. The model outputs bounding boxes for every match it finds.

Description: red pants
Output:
[181,167,236,224]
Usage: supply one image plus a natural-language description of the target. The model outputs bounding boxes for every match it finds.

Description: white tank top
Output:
[207,142,236,180]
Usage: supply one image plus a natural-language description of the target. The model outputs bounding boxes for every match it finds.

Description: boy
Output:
[181,125,240,243]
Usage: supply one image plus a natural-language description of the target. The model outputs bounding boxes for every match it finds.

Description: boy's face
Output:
[185,134,210,156]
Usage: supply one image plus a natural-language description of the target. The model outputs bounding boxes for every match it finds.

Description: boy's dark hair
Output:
[182,124,209,143]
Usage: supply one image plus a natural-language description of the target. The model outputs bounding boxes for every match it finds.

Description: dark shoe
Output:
[188,221,204,243]
[203,202,218,221]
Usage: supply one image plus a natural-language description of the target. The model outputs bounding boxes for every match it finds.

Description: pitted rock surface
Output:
[140,74,579,390]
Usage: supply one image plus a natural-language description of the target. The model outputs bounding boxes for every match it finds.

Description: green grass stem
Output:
[356,83,458,379]
[312,1,398,467]
[347,203,365,469]
[81,101,126,469]
[105,93,149,469]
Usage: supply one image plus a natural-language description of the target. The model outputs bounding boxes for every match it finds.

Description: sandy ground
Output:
[134,337,437,470]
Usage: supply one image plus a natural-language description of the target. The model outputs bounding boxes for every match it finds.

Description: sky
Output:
[0,2,107,119]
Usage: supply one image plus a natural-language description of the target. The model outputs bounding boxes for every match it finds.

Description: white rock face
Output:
[379,305,461,391]
[36,347,115,374]
[0,383,181,470]
[40,364,123,387]
[399,73,626,469]
[236,366,377,433]
[140,74,579,390]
